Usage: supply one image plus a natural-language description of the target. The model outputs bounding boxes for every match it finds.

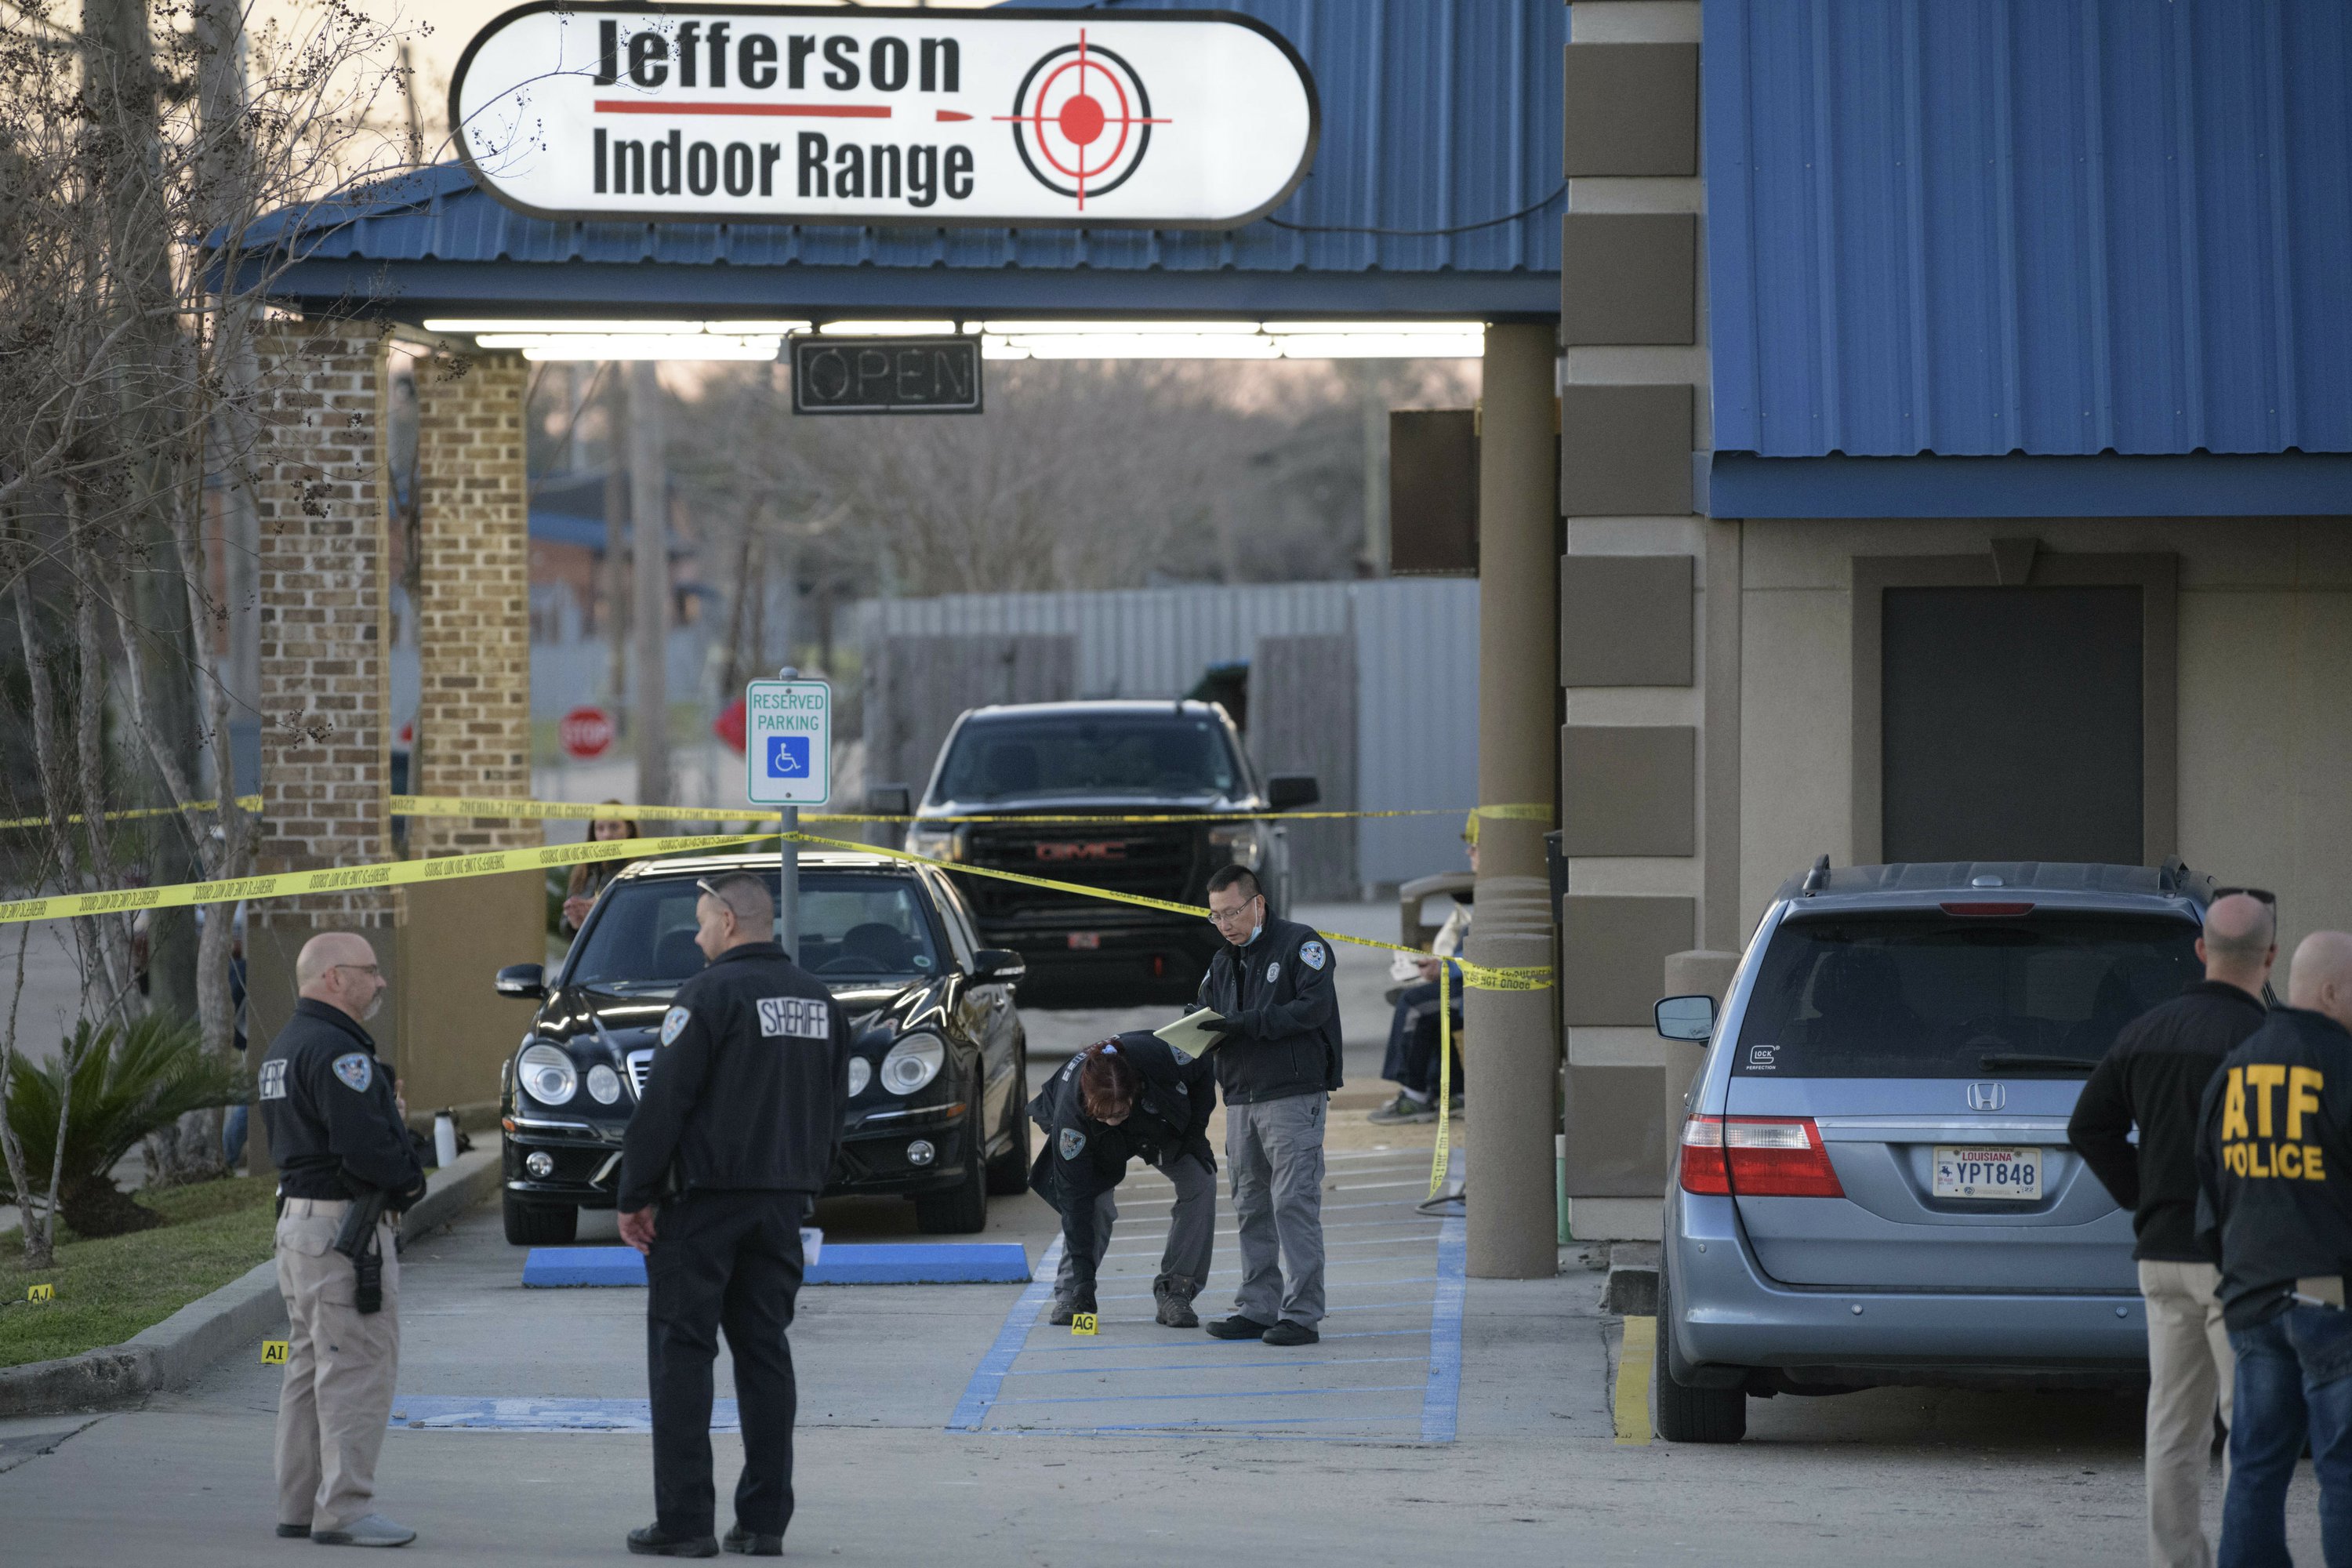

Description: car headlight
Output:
[586,1064,622,1105]
[879,1033,946,1095]
[518,1043,578,1105]
[1208,822,1266,871]
[847,1058,873,1098]
[906,825,963,863]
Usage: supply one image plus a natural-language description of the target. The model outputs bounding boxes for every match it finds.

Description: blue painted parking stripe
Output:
[1014,1328,1423,1355]
[1419,1150,1468,1443]
[946,1237,1064,1432]
[1004,1355,1427,1377]
[1098,1276,1435,1301]
[993,1384,1424,1406]
[984,1415,1417,1432]
[524,1242,1033,1288]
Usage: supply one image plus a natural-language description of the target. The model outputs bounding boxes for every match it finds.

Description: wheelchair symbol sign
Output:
[765,735,810,779]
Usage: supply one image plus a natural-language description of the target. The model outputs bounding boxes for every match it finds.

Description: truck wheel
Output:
[916,1105,989,1233]
[985,1100,1032,1196]
[503,1190,579,1246]
[1652,1273,1745,1443]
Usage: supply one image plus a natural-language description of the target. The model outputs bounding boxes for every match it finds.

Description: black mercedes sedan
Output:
[490,850,1030,1244]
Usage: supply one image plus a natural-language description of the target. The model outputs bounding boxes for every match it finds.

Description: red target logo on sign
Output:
[996,29,1170,211]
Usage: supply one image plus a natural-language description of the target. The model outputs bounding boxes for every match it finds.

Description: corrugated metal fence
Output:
[854,579,1479,891]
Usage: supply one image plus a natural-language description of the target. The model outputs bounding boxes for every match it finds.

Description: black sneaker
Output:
[1047,1298,1076,1327]
[723,1526,784,1557]
[274,1524,311,1540]
[1261,1319,1319,1347]
[1367,1093,1438,1126]
[627,1524,720,1558]
[1204,1314,1273,1340]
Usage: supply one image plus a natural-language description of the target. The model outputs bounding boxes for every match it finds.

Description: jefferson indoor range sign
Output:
[449,5,1319,228]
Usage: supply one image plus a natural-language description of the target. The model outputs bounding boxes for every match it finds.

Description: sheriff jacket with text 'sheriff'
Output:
[619,941,854,1212]
[2194,1005,2352,1329]
[259,997,425,1206]
[1195,915,1343,1105]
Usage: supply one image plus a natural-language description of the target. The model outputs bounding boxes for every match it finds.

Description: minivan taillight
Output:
[1679,1115,1845,1198]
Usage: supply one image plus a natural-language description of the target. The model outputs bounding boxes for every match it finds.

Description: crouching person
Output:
[1030,1033,1218,1329]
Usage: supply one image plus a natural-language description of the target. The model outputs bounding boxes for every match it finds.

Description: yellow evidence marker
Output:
[26,1283,53,1302]
[260,1340,290,1364]
[1069,1312,1099,1337]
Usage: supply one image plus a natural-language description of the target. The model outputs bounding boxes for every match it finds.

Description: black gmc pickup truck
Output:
[872,700,1317,1007]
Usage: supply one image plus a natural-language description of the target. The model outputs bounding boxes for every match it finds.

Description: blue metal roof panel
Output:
[251,0,1563,305]
[1707,0,2352,459]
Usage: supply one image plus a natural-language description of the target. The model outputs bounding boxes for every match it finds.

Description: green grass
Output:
[0,1177,278,1370]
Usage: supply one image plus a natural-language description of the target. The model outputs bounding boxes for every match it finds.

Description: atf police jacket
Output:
[1194,915,1343,1105]
[1026,1033,1217,1285]
[2195,1006,2352,1328]
[619,941,852,1212]
[259,998,425,1205]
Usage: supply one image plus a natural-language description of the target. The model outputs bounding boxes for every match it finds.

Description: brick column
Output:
[252,321,396,927]
[409,349,535,852]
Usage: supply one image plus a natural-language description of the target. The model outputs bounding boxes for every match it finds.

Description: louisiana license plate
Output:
[1933,1145,2044,1200]
[1066,932,1102,950]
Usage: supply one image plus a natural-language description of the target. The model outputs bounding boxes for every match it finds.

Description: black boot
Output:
[627,1523,720,1558]
[1153,1275,1200,1329]
[723,1526,784,1556]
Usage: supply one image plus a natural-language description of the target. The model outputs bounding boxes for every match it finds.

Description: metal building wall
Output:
[1707,0,2352,458]
[855,578,1479,889]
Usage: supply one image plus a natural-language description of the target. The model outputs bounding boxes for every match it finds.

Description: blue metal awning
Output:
[241,0,1565,322]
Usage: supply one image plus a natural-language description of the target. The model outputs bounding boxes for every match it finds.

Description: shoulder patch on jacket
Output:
[660,1006,691,1046]
[1167,1045,1193,1066]
[1300,940,1327,971]
[1059,1127,1087,1160]
[331,1052,373,1093]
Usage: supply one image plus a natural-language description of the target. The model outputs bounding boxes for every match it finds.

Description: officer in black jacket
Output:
[260,931,425,1548]
[2070,890,2272,1568]
[2196,929,2352,1565]
[619,872,852,1560]
[1192,865,1340,1347]
[1028,1033,1218,1328]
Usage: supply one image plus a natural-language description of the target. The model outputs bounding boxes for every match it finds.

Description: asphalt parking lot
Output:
[0,907,2329,1563]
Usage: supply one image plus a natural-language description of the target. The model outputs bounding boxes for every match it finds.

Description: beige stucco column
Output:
[1465,321,1563,1279]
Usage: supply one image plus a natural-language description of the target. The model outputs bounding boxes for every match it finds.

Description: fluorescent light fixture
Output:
[980,320,1268,336]
[1261,321,1485,336]
[815,319,960,336]
[486,334,784,361]
[705,320,815,335]
[423,318,721,336]
[992,333,1280,360]
[1275,334,1484,359]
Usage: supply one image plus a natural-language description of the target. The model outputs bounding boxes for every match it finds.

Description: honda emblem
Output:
[1965,1082,2006,1112]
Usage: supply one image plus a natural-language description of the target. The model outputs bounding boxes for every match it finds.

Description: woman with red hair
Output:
[1026,1031,1218,1329]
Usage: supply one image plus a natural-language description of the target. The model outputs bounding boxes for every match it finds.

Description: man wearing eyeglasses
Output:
[2072,888,2278,1568]
[1192,865,1341,1346]
[260,931,426,1549]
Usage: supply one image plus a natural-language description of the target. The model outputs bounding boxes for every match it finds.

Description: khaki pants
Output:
[274,1199,401,1532]
[2140,1258,2234,1568]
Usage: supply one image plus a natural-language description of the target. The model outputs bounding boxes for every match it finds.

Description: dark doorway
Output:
[1880,586,2143,865]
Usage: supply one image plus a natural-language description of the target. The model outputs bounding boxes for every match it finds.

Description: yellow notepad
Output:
[1153,1007,1230,1057]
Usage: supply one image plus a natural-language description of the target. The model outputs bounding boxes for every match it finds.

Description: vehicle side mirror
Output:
[866,782,913,817]
[495,963,546,1000]
[1654,994,1715,1043]
[1267,774,1319,811]
[971,948,1026,984]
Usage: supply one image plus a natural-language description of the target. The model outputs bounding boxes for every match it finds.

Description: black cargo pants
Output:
[647,1189,808,1537]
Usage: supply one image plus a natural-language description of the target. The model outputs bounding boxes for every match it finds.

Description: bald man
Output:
[259,931,425,1549]
[2074,891,2275,1568]
[2198,931,2352,1567]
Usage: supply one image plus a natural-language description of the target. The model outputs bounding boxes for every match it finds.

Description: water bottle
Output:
[434,1110,459,1170]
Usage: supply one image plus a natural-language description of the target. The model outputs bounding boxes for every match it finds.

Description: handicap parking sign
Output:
[766,735,810,779]
[743,678,830,806]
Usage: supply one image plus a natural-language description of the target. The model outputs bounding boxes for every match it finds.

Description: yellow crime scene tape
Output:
[390,794,1507,828]
[4,790,1554,1198]
[0,796,263,831]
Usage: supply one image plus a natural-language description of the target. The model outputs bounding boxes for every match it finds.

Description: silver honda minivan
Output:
[1652,859,2211,1443]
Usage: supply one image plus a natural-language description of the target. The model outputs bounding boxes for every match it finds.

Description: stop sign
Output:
[558,706,615,760]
